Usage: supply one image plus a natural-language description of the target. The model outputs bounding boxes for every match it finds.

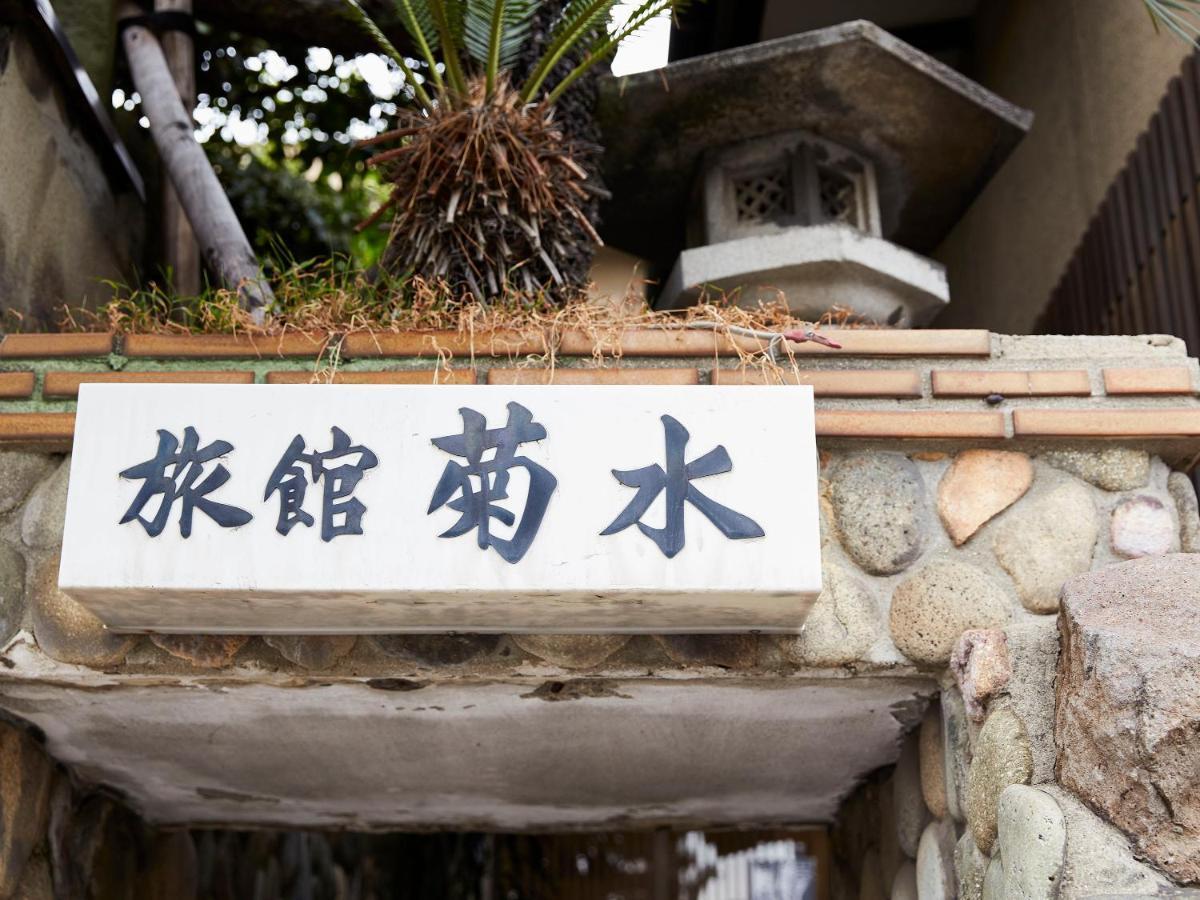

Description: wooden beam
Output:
[156,0,201,298]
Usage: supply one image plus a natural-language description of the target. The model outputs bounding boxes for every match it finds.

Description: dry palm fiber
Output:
[509,0,608,289]
[363,78,599,301]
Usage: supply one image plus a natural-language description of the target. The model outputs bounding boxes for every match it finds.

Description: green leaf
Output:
[545,0,674,104]
[393,0,446,91]
[393,0,442,50]
[429,0,470,95]
[520,0,615,102]
[464,0,540,91]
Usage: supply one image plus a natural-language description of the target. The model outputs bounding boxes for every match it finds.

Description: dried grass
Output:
[52,259,869,382]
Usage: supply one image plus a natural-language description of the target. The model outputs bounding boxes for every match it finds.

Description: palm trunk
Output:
[119,3,273,320]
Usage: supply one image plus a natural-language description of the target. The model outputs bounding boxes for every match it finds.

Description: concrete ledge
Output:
[657,226,950,327]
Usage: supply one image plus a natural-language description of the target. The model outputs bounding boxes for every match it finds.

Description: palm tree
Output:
[343,0,687,302]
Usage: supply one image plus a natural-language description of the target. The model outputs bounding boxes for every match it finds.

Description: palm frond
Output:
[1145,0,1200,44]
[428,0,471,95]
[342,0,434,110]
[519,0,616,102]
[544,0,673,104]
[464,0,541,93]
[391,0,448,92]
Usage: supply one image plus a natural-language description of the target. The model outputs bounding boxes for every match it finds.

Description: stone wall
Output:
[0,329,1198,892]
[0,715,200,899]
[827,509,1200,896]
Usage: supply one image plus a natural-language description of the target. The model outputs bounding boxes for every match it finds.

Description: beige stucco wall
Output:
[934,0,1190,333]
[0,26,140,329]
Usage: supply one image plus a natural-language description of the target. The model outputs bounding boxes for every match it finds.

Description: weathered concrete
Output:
[597,20,1030,267]
[0,27,140,326]
[658,225,949,326]
[1057,554,1200,883]
[0,642,933,828]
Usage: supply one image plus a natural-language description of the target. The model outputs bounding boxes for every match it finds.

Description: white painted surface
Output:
[60,384,821,633]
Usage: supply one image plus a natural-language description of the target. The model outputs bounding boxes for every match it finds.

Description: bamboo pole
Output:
[119,3,273,319]
[156,0,201,298]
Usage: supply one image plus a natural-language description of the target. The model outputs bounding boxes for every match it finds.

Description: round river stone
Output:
[0,452,56,515]
[993,480,1097,614]
[918,703,948,819]
[937,450,1032,545]
[778,563,880,667]
[510,635,630,669]
[828,453,926,576]
[1041,447,1149,492]
[20,457,71,551]
[889,560,1010,666]
[955,831,988,900]
[30,555,135,667]
[915,820,955,900]
[1110,495,1177,559]
[966,706,1033,855]
[996,784,1066,900]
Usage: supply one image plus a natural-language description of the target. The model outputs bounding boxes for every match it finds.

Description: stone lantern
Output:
[596,21,1033,326]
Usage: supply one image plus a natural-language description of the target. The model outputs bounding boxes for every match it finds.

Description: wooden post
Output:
[156,0,201,297]
[120,3,273,319]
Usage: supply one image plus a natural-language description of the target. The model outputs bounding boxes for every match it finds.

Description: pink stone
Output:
[1110,495,1176,559]
[937,451,1033,546]
[950,629,1011,722]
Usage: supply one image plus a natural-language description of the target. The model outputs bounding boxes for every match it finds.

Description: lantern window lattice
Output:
[697,132,881,246]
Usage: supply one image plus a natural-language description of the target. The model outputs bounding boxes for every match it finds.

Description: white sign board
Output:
[60,384,821,633]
